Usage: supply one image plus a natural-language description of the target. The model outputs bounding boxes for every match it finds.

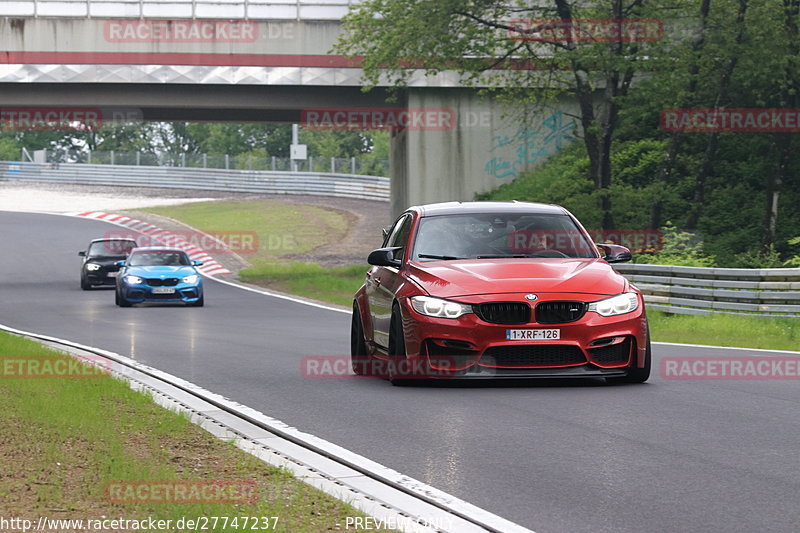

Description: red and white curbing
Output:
[69,211,232,277]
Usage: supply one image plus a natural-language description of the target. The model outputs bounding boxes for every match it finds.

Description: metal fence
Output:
[613,263,800,318]
[0,0,362,19]
[0,161,390,201]
[44,150,390,177]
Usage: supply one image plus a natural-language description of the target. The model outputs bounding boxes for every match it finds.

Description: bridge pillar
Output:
[389,88,578,218]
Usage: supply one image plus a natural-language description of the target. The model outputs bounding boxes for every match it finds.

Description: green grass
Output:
[648,310,800,351]
[139,200,350,262]
[240,261,368,307]
[0,331,393,531]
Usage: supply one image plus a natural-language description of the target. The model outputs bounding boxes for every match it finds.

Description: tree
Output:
[335,0,686,228]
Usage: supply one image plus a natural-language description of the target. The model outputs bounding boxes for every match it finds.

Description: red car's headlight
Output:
[588,293,639,317]
[410,296,473,319]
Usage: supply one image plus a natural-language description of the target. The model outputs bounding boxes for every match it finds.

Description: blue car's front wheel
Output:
[116,289,132,307]
[191,293,204,307]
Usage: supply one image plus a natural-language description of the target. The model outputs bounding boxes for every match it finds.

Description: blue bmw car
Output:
[115,247,204,307]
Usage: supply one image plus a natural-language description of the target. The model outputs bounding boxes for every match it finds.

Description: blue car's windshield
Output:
[128,251,191,266]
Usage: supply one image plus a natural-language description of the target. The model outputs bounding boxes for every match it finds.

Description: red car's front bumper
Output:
[398,293,648,379]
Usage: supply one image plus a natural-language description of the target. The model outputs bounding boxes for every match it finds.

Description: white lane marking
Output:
[653,341,800,355]
[207,274,350,314]
[0,322,536,533]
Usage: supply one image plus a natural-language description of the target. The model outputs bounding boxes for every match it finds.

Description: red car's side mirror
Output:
[596,243,632,263]
[367,247,403,267]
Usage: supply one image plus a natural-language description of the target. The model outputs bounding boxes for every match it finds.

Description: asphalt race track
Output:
[2,210,799,533]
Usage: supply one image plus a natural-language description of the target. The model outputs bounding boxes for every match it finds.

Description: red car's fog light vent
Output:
[588,337,632,365]
[535,301,587,324]
[481,345,586,367]
[475,302,531,324]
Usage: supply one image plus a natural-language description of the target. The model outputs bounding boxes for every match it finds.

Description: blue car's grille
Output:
[146,278,180,287]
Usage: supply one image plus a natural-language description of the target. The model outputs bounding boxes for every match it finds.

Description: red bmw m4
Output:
[351,201,650,384]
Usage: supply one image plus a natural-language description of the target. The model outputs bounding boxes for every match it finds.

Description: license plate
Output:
[152,287,175,294]
[107,271,118,277]
[506,329,560,340]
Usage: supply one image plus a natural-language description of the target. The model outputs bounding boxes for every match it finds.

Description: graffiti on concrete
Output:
[484,110,576,180]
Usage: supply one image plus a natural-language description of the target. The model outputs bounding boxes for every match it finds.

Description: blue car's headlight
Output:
[86,263,101,271]
[182,274,199,284]
[124,275,143,285]
[588,293,639,317]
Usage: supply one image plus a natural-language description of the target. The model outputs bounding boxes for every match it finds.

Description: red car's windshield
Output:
[411,213,598,260]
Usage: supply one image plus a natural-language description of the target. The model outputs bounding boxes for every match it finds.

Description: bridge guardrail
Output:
[0,0,361,19]
[0,161,389,201]
[613,263,800,318]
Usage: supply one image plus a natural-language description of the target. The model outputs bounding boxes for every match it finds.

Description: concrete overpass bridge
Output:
[0,0,578,216]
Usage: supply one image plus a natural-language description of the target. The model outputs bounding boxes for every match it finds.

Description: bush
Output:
[633,222,716,267]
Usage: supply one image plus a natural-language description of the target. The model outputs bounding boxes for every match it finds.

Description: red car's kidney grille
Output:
[482,345,586,367]
[535,301,587,324]
[146,278,180,287]
[589,338,632,364]
[475,302,530,324]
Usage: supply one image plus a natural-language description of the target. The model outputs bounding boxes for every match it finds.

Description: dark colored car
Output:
[115,247,204,307]
[79,238,138,290]
[351,201,650,384]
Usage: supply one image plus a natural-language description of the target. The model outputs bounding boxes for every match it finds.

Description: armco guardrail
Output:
[0,161,389,201]
[613,263,800,318]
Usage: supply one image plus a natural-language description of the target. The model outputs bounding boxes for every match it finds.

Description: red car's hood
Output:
[407,259,626,298]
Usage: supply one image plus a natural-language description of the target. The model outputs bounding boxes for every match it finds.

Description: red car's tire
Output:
[350,303,372,376]
[388,303,414,386]
[609,328,651,384]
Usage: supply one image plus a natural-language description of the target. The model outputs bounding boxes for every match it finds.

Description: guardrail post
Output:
[330,157,335,173]
[136,152,141,166]
[110,150,115,165]
[351,157,356,174]
[181,153,186,167]
[225,154,230,169]
[202,153,207,168]
[87,150,92,164]
[271,156,276,171]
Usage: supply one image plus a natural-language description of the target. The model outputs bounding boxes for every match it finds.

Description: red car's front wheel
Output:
[351,303,372,375]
